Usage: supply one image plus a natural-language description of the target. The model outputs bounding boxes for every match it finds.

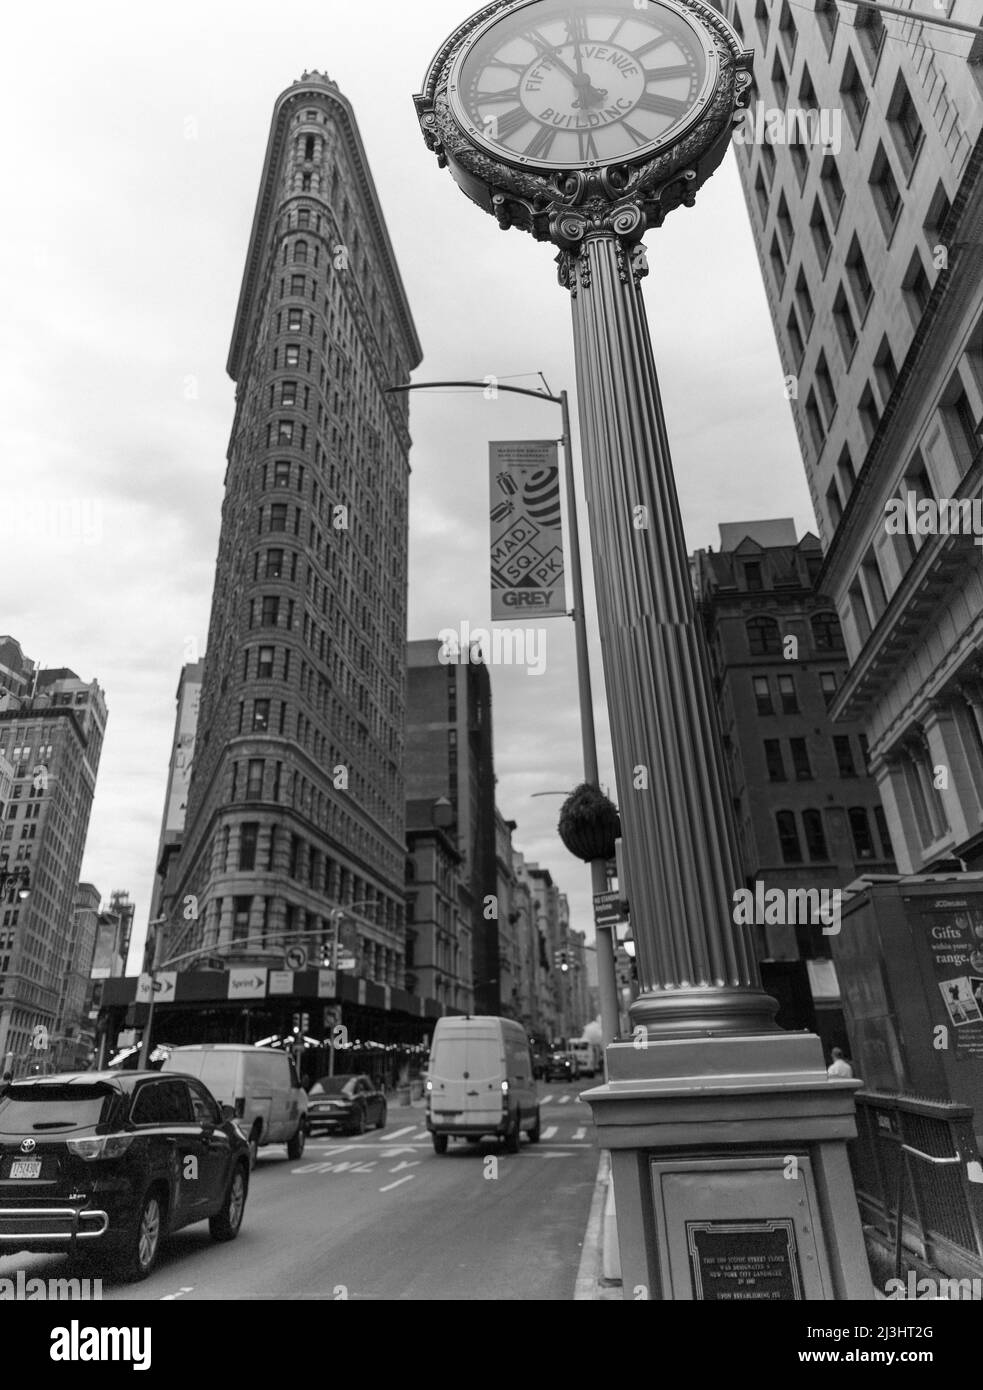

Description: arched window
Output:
[811,611,844,650]
[293,240,308,264]
[776,810,803,863]
[802,809,828,860]
[747,616,782,656]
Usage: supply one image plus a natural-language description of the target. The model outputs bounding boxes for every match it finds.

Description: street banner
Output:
[268,970,294,995]
[227,967,267,1000]
[489,440,566,619]
[136,971,177,1004]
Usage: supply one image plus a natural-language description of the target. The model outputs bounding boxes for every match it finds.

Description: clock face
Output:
[449,0,717,171]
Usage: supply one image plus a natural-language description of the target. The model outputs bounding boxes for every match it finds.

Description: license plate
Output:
[10,1160,42,1179]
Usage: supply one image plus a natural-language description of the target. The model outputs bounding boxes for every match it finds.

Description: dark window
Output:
[846,235,873,317]
[806,389,825,452]
[232,896,251,941]
[764,739,787,782]
[293,240,308,263]
[795,270,814,336]
[790,737,813,780]
[776,811,803,863]
[239,823,259,871]
[875,335,899,403]
[817,0,839,52]
[874,805,894,860]
[859,382,880,443]
[131,1079,193,1125]
[280,382,297,407]
[811,198,832,267]
[777,193,794,259]
[856,3,886,73]
[803,809,829,860]
[787,307,805,366]
[246,759,264,799]
[778,0,797,58]
[902,250,930,320]
[821,155,845,224]
[888,73,924,173]
[840,53,869,139]
[287,309,303,332]
[269,505,287,532]
[870,144,902,236]
[816,353,837,427]
[812,612,843,650]
[253,699,271,732]
[747,617,782,655]
[834,735,857,777]
[777,674,798,714]
[833,284,857,361]
[862,547,888,621]
[753,677,773,715]
[277,420,294,445]
[849,806,876,859]
[261,596,280,626]
[257,645,274,679]
[770,234,786,292]
[744,561,763,591]
[265,548,284,578]
[772,52,789,108]
[754,168,769,222]
[188,1080,221,1126]
[849,579,872,643]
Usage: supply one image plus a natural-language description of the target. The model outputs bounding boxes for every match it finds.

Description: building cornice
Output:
[228,76,422,381]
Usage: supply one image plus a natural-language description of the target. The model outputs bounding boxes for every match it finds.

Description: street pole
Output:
[138,917,165,1069]
[328,909,341,1077]
[387,377,620,1051]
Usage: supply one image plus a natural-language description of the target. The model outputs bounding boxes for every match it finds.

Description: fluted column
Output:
[561,231,776,1038]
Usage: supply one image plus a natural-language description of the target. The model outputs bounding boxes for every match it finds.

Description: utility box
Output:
[833,874,983,1145]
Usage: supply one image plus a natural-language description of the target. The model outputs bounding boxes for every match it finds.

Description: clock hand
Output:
[528,34,580,85]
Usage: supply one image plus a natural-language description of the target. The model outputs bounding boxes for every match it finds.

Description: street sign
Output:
[284,945,307,971]
[593,890,628,927]
[317,968,337,998]
[335,953,357,970]
[269,970,293,995]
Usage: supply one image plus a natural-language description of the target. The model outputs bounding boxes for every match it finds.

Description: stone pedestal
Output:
[584,1031,874,1300]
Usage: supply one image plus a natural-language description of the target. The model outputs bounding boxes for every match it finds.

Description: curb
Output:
[575,1150,622,1300]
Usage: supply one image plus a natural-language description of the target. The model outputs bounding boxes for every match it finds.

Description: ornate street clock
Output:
[415,0,752,249]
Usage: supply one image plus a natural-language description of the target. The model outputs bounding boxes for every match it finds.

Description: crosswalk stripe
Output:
[540,1093,553,1104]
[558,1094,570,1104]
[541,1125,558,1140]
[385,1126,416,1141]
[573,1127,586,1140]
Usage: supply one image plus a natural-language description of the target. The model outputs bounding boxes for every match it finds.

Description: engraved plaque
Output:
[687,1218,802,1300]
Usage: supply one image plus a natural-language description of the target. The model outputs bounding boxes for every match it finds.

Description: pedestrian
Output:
[827,1046,854,1079]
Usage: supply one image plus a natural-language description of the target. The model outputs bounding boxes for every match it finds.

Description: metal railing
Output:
[850,1090,983,1280]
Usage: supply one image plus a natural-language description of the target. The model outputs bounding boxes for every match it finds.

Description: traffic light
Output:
[292,1013,301,1034]
[559,951,569,973]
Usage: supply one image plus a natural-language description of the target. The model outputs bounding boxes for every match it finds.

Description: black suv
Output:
[0,1070,251,1281]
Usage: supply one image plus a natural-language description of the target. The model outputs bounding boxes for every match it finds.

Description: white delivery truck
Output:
[569,1038,603,1078]
[426,1016,540,1154]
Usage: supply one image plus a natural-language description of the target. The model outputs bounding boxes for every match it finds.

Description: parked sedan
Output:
[306,1074,387,1135]
[0,1071,250,1282]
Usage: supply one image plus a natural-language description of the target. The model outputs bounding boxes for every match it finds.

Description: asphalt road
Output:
[0,1082,600,1301]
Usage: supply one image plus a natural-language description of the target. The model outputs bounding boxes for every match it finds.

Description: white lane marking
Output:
[573,1127,587,1140]
[558,1095,571,1105]
[384,1126,416,1141]
[540,1094,553,1104]
[379,1174,416,1193]
[534,1152,574,1158]
[161,1287,194,1301]
[541,1125,558,1140]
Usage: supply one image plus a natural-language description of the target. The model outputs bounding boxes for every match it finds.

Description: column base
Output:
[629,984,781,1039]
[582,1031,874,1300]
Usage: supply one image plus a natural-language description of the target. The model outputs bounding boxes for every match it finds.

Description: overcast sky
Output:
[1,0,813,974]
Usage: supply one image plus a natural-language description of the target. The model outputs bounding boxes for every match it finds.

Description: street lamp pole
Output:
[386,378,621,1048]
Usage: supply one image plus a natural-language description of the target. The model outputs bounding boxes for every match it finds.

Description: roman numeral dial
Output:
[454,1,713,170]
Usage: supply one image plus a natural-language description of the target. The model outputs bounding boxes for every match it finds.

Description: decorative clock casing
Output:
[415,0,753,250]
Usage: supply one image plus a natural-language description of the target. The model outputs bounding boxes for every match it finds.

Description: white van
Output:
[426,1016,540,1154]
[569,1039,603,1078]
[162,1044,308,1167]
